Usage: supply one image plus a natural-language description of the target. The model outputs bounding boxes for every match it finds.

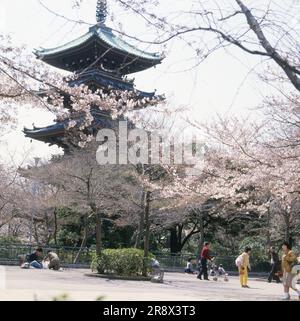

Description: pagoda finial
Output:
[96,0,108,24]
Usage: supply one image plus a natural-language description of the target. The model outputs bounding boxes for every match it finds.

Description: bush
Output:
[0,236,21,245]
[239,236,269,271]
[91,248,155,276]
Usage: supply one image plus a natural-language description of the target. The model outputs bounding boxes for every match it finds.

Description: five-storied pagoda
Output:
[24,0,164,150]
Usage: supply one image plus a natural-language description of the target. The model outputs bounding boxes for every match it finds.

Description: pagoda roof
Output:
[34,25,164,74]
[23,110,126,149]
[68,69,156,98]
[24,123,68,150]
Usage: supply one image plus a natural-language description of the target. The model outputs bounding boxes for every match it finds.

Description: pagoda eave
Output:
[35,26,163,75]
[23,110,123,148]
[23,123,66,146]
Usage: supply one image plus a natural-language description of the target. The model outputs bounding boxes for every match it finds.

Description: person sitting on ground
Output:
[43,250,60,271]
[184,258,195,274]
[218,264,226,276]
[27,248,44,269]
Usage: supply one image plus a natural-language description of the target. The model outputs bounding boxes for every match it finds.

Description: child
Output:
[184,258,195,274]
[218,264,226,275]
[218,264,229,281]
[209,262,219,281]
[236,247,251,288]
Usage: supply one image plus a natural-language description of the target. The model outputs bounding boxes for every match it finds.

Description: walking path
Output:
[0,266,296,301]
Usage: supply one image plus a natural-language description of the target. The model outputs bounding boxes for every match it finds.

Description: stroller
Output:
[209,261,229,281]
[150,259,164,283]
[209,261,219,281]
[292,263,300,290]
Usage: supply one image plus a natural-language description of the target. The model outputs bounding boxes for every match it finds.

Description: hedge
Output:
[91,248,154,276]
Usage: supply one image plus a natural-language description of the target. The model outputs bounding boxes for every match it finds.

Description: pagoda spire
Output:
[96,0,108,24]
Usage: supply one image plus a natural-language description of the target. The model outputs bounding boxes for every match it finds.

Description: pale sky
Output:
[0,0,279,165]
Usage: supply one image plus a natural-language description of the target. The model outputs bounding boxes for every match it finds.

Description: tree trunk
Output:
[284,212,291,242]
[74,215,88,264]
[284,223,290,243]
[53,208,58,246]
[198,211,204,258]
[134,190,145,249]
[33,221,39,245]
[142,191,151,277]
[134,210,145,248]
[95,212,102,255]
[266,207,271,248]
[170,226,182,254]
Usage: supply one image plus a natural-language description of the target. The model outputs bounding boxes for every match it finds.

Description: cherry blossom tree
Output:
[112,0,300,91]
[0,165,22,233]
[185,97,300,245]
[21,143,146,256]
[0,34,163,146]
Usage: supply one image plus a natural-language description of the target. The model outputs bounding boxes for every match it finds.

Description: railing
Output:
[154,253,192,270]
[0,245,270,272]
[0,244,92,265]
[154,253,270,273]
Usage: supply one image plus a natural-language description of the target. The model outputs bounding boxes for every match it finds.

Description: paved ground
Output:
[0,266,298,301]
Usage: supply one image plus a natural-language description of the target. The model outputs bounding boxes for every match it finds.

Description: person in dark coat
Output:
[267,246,281,283]
[27,248,43,269]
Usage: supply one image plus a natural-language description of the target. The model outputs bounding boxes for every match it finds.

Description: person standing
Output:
[267,246,281,283]
[281,242,300,300]
[197,242,213,280]
[236,247,251,288]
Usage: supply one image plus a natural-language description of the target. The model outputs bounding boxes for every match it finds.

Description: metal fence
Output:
[154,253,192,270]
[153,253,237,271]
[154,253,270,272]
[0,245,270,272]
[0,244,92,266]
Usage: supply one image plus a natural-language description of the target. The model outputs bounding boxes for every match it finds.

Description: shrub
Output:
[239,236,269,271]
[0,236,21,245]
[91,248,154,276]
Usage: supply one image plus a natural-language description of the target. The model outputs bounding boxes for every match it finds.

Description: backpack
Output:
[235,255,243,267]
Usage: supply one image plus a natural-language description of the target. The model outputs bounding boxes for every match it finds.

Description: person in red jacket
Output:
[197,242,214,280]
